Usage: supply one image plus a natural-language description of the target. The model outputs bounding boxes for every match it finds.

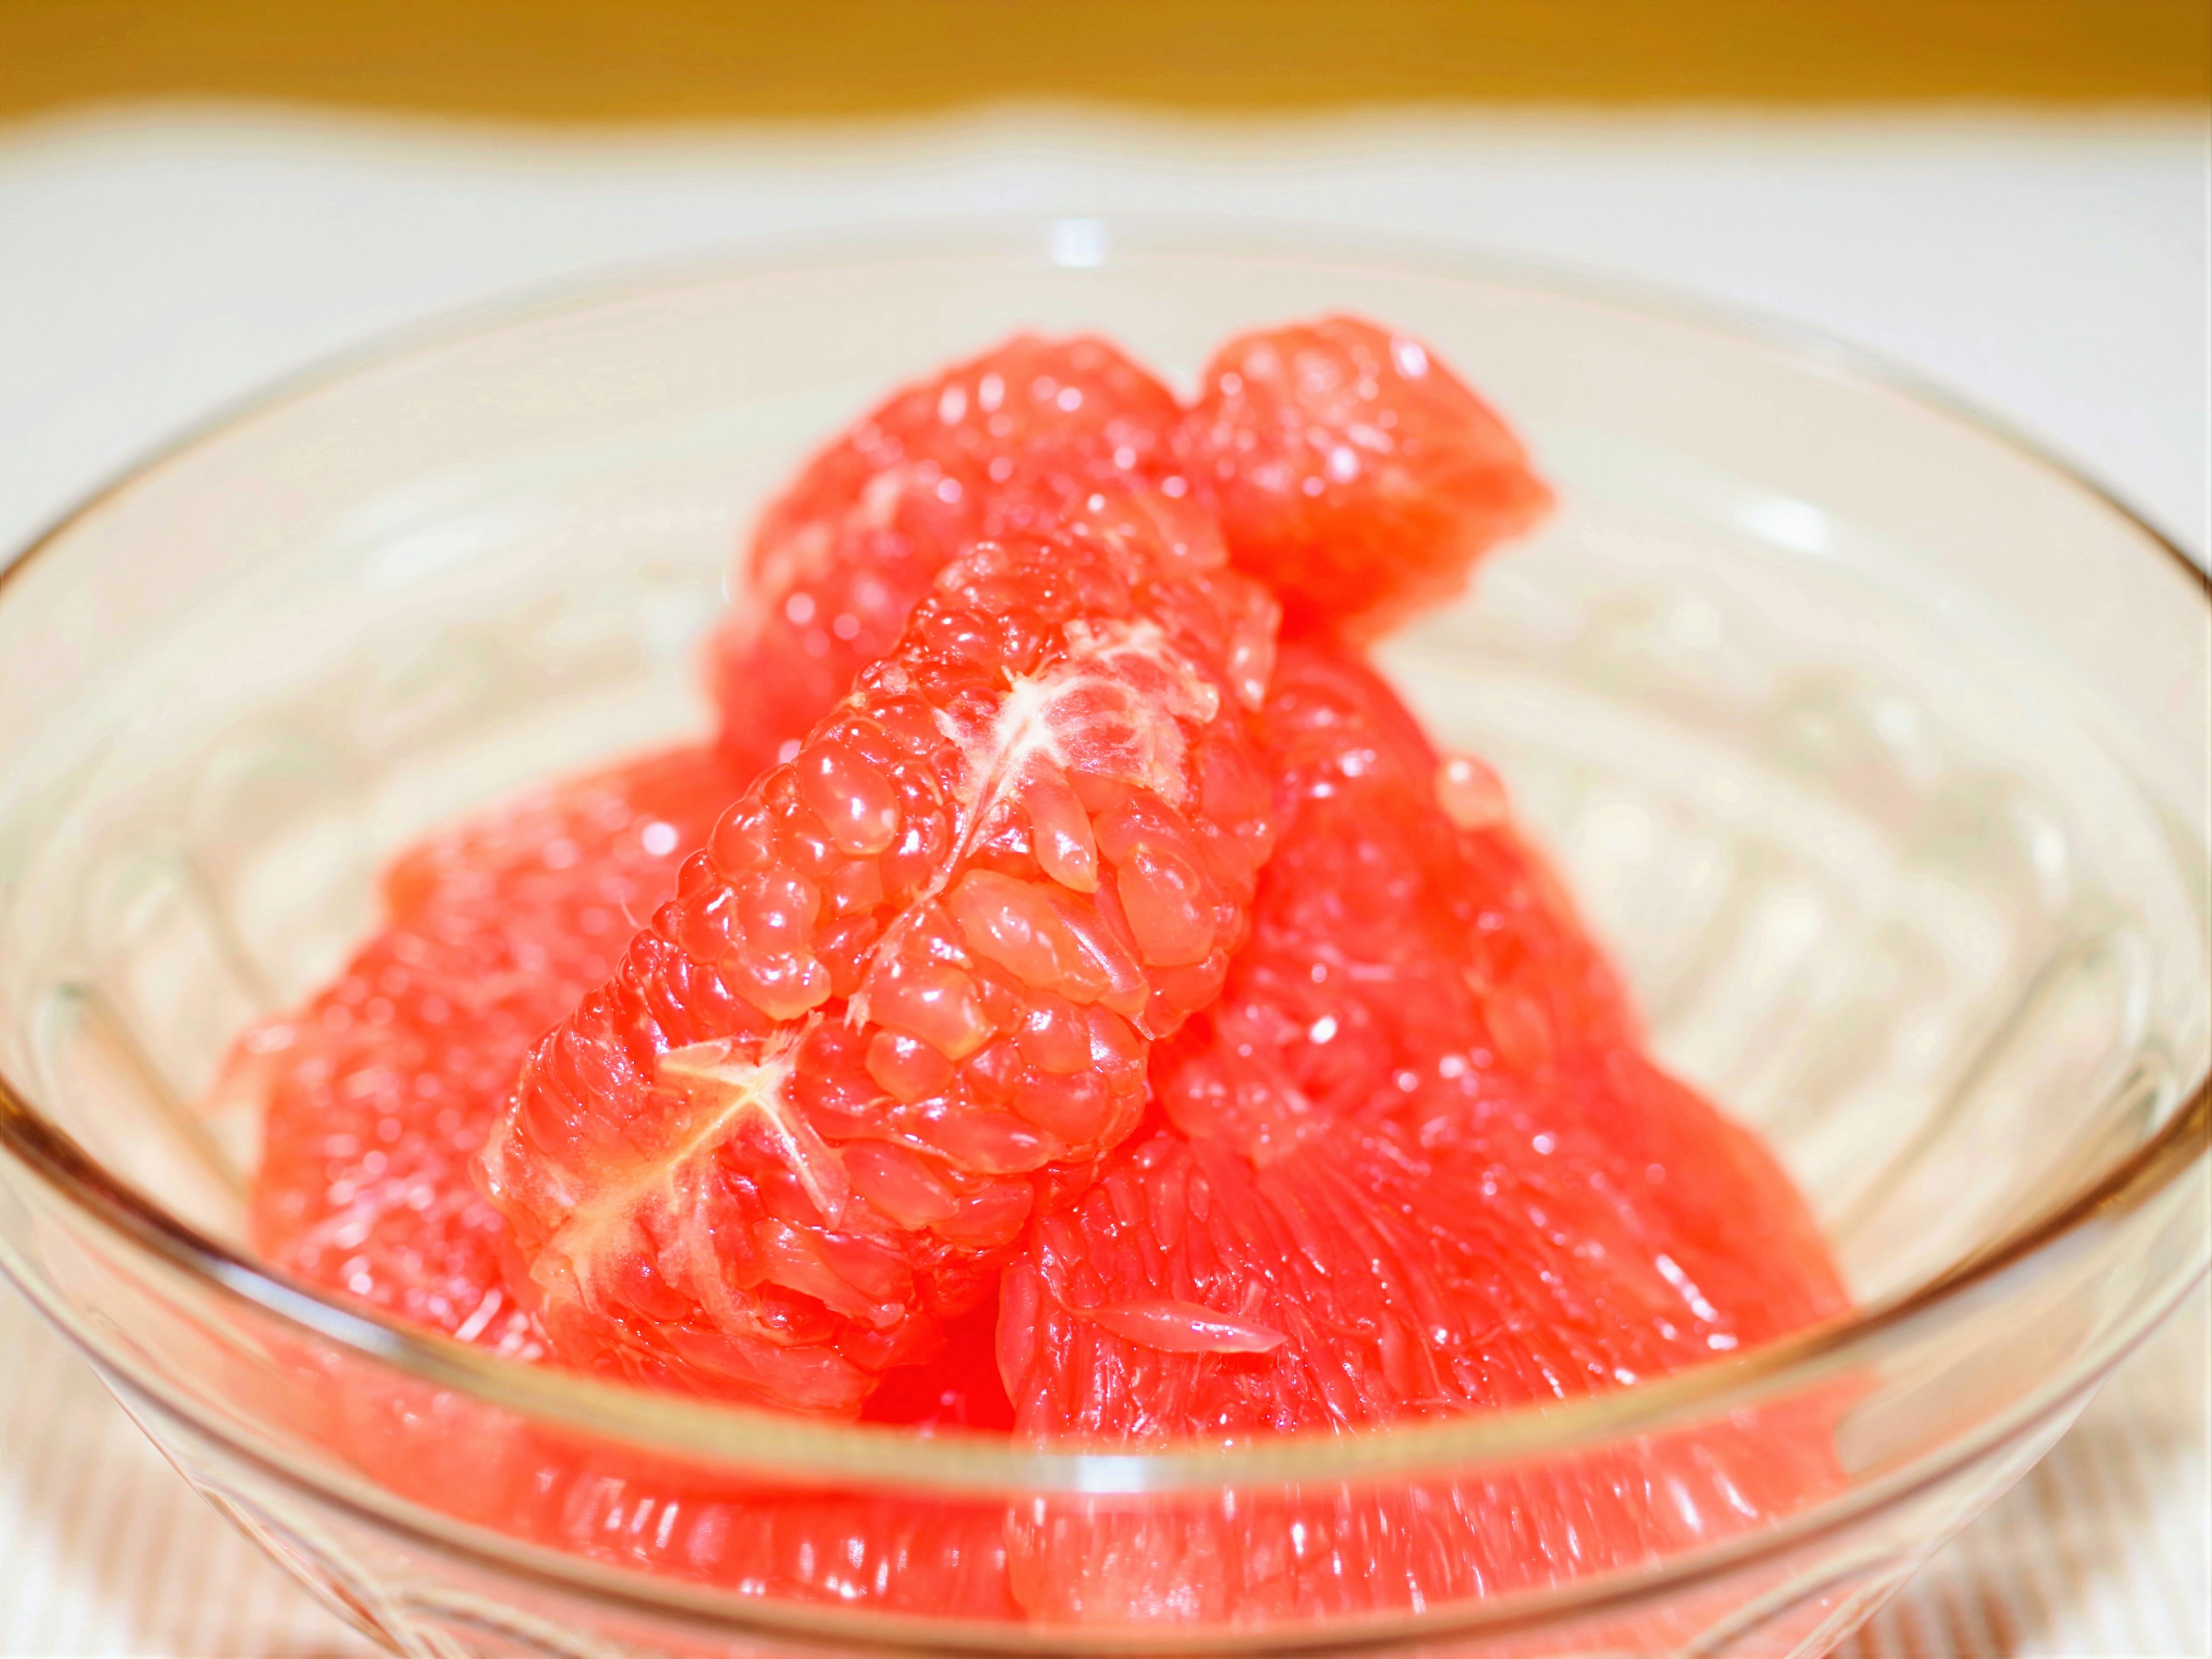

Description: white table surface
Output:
[0,104,2205,1658]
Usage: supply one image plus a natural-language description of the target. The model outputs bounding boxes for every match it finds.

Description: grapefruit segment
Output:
[998,638,1850,1622]
[1006,1407,1849,1625]
[295,1339,1021,1616]
[1153,641,1635,1161]
[225,744,1021,1615]
[707,335,1190,781]
[1003,1088,1844,1444]
[999,1085,1849,1622]
[480,493,1281,1411]
[1179,314,1554,641]
[226,744,744,1351]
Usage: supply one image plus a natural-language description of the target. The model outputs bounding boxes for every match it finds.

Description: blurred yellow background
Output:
[3,0,2207,120]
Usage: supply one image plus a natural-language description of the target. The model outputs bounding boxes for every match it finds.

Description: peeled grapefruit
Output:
[706,335,1190,781]
[229,744,743,1351]
[480,486,1282,1412]
[1179,314,1554,640]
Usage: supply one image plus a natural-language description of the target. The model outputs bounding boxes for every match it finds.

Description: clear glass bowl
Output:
[0,223,2203,1658]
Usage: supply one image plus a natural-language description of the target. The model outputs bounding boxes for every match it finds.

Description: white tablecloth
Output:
[0,105,2205,1657]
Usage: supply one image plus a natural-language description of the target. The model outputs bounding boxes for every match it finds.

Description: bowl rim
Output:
[0,213,2206,1607]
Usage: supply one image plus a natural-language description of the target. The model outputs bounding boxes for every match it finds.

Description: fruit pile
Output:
[220,316,1849,1621]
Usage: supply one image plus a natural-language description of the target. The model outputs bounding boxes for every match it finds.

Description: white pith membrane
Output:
[850,612,1219,1029]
